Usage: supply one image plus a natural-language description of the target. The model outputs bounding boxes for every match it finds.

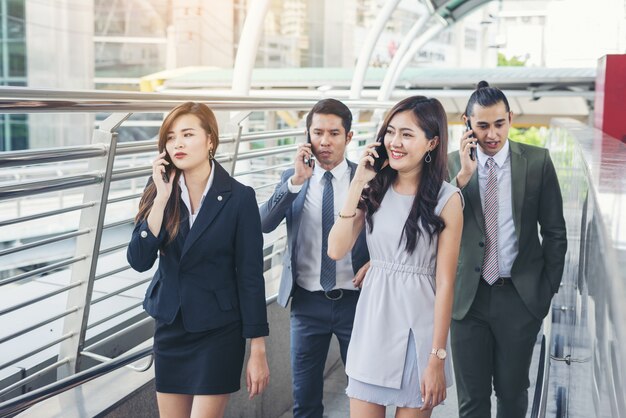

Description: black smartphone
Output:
[371,140,388,172]
[303,132,315,167]
[161,152,171,183]
[466,121,476,161]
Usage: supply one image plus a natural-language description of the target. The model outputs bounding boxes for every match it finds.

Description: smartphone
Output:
[371,140,389,172]
[303,132,315,167]
[465,121,476,161]
[161,152,171,183]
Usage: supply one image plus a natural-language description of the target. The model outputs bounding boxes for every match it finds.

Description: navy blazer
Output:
[127,162,269,338]
[259,160,370,307]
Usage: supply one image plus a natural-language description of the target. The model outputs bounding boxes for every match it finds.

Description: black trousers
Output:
[451,278,542,418]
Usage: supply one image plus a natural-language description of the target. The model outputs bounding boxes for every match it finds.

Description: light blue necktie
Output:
[320,171,336,291]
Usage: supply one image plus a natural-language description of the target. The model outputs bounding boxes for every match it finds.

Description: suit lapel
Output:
[181,162,232,259]
[509,141,526,241]
[348,160,357,181]
[291,178,309,246]
[465,169,484,233]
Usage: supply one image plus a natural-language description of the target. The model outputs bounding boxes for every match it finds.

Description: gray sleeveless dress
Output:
[345,181,462,407]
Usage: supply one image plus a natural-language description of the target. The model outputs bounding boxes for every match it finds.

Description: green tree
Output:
[498,52,527,67]
[509,126,547,147]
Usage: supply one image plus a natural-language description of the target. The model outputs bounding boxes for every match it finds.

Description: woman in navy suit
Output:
[127,102,270,418]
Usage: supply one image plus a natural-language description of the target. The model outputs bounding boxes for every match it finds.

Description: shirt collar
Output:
[313,158,349,184]
[477,139,509,168]
[178,163,215,207]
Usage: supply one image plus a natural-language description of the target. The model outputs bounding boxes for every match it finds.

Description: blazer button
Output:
[479,241,484,247]
[217,195,223,201]
[140,230,148,238]
[474,267,481,272]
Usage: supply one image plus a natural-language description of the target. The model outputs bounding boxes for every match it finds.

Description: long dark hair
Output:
[134,102,219,244]
[359,96,448,254]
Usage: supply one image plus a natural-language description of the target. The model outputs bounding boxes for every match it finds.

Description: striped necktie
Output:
[320,171,336,291]
[482,158,500,285]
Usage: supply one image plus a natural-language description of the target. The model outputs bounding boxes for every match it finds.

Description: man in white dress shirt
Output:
[448,81,567,418]
[259,99,369,418]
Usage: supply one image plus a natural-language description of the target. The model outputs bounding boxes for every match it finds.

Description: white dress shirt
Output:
[287,159,355,291]
[476,140,518,277]
[179,165,215,229]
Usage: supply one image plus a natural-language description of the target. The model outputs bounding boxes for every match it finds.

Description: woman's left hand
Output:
[246,338,270,399]
[352,261,370,288]
[420,360,447,410]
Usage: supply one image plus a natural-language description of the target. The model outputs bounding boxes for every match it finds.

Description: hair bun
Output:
[477,80,490,89]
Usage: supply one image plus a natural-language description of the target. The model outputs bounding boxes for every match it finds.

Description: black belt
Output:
[311,288,358,300]
[481,276,512,287]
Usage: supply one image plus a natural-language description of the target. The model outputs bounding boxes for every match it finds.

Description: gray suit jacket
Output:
[259,161,369,307]
[448,140,567,320]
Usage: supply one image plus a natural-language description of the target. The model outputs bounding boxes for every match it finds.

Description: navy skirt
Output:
[154,311,245,395]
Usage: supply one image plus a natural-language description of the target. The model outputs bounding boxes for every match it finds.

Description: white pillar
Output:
[231,0,271,95]
[377,11,430,101]
[385,20,447,100]
[349,0,402,100]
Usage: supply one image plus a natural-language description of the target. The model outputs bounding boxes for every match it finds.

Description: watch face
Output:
[436,349,447,360]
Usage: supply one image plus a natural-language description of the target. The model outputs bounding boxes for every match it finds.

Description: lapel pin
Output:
[217,195,223,201]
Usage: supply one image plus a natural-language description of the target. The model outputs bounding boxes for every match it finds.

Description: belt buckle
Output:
[324,289,343,300]
[493,277,505,287]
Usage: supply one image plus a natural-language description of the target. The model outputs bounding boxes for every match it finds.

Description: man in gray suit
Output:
[260,99,369,418]
[448,81,567,418]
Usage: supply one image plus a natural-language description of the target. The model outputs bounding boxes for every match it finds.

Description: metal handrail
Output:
[0,228,90,257]
[0,86,393,113]
[86,301,143,330]
[0,173,103,200]
[0,202,96,227]
[0,332,75,371]
[0,145,106,169]
[0,347,152,416]
[0,256,87,287]
[0,294,279,416]
[0,307,79,345]
[530,315,553,418]
[90,278,152,305]
[0,282,83,316]
[0,358,71,399]
[0,91,379,409]
[94,265,133,281]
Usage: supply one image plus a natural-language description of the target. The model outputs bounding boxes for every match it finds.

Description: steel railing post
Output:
[56,113,131,378]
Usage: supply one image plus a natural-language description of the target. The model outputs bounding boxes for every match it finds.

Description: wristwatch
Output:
[430,348,447,360]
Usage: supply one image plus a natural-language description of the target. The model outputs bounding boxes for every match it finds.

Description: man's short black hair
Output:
[306,98,353,134]
[464,80,511,118]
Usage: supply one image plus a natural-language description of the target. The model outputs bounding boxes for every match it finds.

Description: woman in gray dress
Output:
[328,96,463,418]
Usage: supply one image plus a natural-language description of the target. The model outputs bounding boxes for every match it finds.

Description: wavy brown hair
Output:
[134,102,219,245]
[359,96,448,254]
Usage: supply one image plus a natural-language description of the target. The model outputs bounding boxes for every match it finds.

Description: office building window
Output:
[0,0,28,150]
[464,28,478,50]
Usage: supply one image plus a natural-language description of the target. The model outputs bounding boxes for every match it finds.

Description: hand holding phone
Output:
[160,151,172,183]
[371,141,388,172]
[465,121,476,161]
[303,154,315,167]
[303,132,315,167]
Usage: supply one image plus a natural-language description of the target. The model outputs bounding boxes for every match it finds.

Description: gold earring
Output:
[208,149,214,160]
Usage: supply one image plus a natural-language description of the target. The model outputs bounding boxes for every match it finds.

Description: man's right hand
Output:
[291,143,314,186]
[456,129,478,188]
